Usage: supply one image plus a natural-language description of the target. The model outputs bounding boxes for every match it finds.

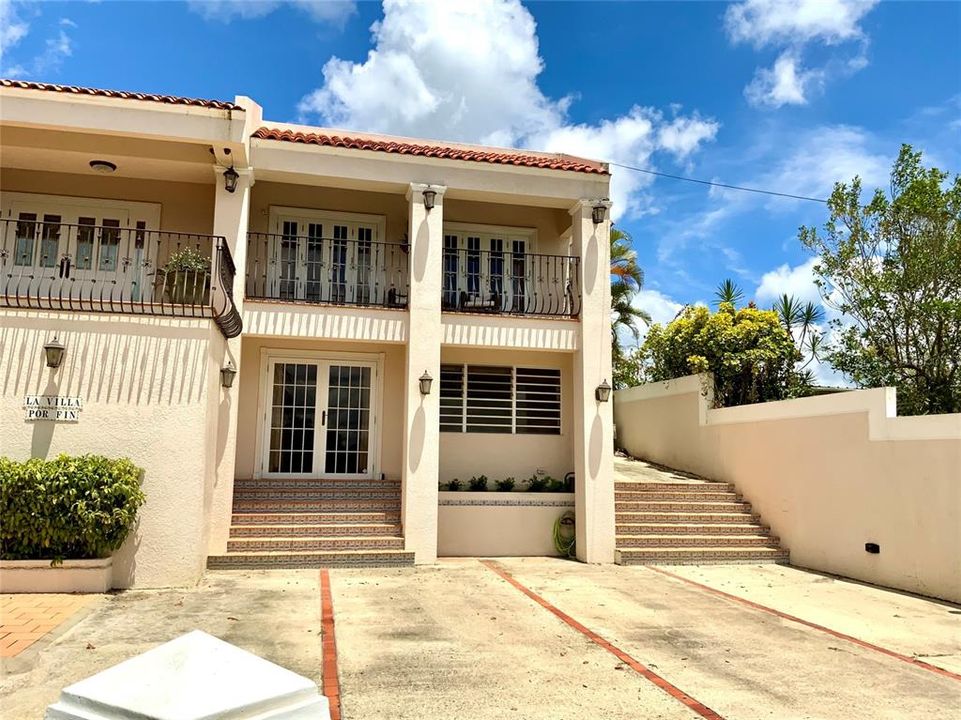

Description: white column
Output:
[402,183,446,563]
[206,168,252,555]
[570,199,615,563]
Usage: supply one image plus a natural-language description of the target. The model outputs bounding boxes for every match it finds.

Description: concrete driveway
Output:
[2,560,959,719]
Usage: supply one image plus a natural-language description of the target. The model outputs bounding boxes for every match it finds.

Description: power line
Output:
[608,161,829,204]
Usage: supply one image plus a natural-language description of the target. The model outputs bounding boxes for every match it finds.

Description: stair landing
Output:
[207,478,414,570]
[613,456,789,566]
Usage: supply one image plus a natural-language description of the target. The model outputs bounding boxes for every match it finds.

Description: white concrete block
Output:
[46,630,330,719]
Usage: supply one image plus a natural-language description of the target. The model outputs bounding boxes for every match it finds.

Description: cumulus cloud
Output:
[725,0,879,108]
[0,0,29,63]
[298,0,719,221]
[1,4,75,79]
[755,257,821,303]
[188,0,355,25]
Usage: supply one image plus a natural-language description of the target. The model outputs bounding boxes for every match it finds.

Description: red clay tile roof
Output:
[0,79,243,111]
[252,127,608,175]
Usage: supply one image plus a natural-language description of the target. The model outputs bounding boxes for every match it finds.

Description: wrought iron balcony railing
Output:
[442,247,580,317]
[245,232,410,308]
[0,217,242,338]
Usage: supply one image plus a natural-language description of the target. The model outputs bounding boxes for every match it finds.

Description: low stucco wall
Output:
[0,309,225,588]
[614,374,961,602]
[438,492,573,557]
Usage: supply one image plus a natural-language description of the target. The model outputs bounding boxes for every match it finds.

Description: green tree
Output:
[638,302,799,407]
[610,228,651,365]
[714,278,745,307]
[772,293,825,395]
[800,145,961,414]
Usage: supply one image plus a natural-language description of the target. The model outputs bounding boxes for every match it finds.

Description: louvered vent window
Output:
[440,364,561,435]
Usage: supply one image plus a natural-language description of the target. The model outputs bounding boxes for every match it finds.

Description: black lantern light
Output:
[223,166,239,194]
[591,202,607,225]
[422,187,437,211]
[595,379,612,402]
[221,361,237,388]
[419,370,433,396]
[44,337,65,369]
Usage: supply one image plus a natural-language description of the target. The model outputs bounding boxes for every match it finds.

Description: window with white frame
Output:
[440,364,561,435]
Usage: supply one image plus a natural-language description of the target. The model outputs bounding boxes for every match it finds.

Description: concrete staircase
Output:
[613,461,789,566]
[207,478,415,569]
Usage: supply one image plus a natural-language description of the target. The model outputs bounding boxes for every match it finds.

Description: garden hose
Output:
[553,510,576,558]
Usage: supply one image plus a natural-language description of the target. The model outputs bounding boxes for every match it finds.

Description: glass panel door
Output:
[324,364,372,476]
[267,361,320,475]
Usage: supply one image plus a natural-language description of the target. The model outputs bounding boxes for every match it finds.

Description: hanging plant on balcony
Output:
[159,247,211,305]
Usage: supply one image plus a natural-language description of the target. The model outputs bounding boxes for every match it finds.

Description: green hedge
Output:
[0,454,146,562]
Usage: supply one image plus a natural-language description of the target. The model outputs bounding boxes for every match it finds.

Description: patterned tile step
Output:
[230,522,402,537]
[227,535,405,552]
[614,490,740,502]
[616,534,779,548]
[616,512,758,524]
[615,547,790,565]
[207,550,415,569]
[614,481,735,493]
[233,478,401,491]
[616,522,771,536]
[231,511,401,525]
[233,489,402,501]
[232,500,402,512]
[616,500,752,513]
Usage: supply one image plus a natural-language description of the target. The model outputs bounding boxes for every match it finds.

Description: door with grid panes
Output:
[270,216,379,304]
[442,230,529,311]
[262,357,376,478]
[4,202,138,300]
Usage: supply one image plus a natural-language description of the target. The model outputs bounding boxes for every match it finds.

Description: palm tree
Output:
[610,229,650,358]
[714,278,744,307]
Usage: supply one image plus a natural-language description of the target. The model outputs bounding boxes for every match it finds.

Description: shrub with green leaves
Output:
[0,455,146,563]
[468,475,488,492]
[446,478,462,491]
[526,475,549,492]
[495,477,515,492]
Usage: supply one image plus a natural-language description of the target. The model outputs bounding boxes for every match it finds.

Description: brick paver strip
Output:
[481,559,725,720]
[646,566,961,682]
[319,570,342,720]
[0,594,92,658]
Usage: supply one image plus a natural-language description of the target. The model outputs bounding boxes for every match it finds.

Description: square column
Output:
[570,199,615,563]
[206,168,252,555]
[402,183,446,563]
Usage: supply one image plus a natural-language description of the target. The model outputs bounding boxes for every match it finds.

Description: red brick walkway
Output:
[0,594,92,657]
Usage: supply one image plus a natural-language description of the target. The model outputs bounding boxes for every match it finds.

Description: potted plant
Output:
[159,247,211,305]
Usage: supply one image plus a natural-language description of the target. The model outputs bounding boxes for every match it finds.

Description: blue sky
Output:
[2,0,959,373]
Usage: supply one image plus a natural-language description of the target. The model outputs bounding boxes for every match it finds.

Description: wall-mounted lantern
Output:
[591,202,608,225]
[419,371,433,396]
[595,379,612,402]
[223,166,239,194]
[422,188,437,211]
[221,361,237,388]
[44,337,65,369]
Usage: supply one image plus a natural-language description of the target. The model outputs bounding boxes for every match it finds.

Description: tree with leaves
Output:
[610,228,650,365]
[800,144,961,415]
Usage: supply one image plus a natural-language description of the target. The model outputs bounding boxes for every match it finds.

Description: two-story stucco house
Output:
[0,79,615,588]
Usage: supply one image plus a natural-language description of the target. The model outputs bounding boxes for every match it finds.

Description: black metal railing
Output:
[441,248,580,317]
[245,232,409,308]
[0,217,242,338]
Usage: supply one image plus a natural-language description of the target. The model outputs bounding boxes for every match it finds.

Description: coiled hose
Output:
[553,510,576,558]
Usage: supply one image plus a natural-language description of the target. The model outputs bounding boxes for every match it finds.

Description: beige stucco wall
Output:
[0,168,215,235]
[437,492,573,556]
[614,374,961,602]
[0,309,223,588]
[234,336,406,480]
[438,347,574,485]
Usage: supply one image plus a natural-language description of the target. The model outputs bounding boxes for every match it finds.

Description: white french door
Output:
[261,355,379,479]
[442,228,531,312]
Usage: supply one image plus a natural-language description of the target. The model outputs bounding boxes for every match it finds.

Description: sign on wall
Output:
[23,395,84,422]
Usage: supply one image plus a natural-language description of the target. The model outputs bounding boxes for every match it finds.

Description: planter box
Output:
[0,557,113,594]
[438,492,574,557]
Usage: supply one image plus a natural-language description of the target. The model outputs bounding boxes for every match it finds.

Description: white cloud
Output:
[188,0,355,25]
[725,0,879,108]
[755,257,821,304]
[298,0,719,221]
[744,51,823,108]
[1,4,75,79]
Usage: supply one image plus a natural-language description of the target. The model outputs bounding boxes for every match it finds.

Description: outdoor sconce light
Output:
[44,337,65,369]
[223,166,239,194]
[595,379,612,402]
[419,371,433,396]
[422,187,437,211]
[591,202,608,225]
[220,361,237,388]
